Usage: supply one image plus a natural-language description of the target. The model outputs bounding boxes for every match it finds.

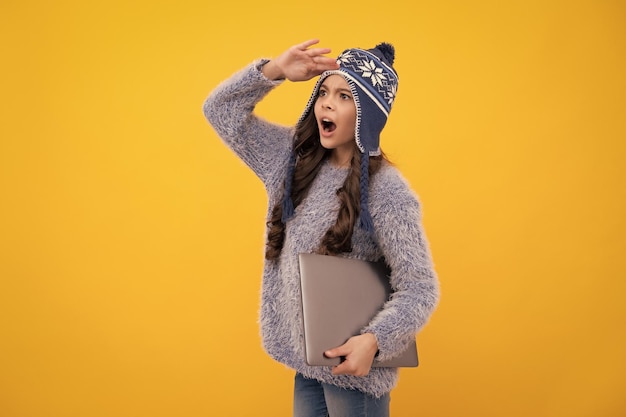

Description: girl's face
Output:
[314,75,357,166]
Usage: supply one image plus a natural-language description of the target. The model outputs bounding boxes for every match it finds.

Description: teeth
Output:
[321,118,335,133]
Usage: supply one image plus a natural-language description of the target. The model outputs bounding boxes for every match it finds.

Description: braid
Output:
[281,150,297,223]
[318,146,384,255]
[265,112,327,260]
[358,153,375,232]
[266,112,388,260]
[318,151,361,254]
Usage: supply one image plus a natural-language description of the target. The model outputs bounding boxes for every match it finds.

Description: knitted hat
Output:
[282,43,399,233]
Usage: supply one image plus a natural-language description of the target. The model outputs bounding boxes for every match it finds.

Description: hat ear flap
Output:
[358,108,387,156]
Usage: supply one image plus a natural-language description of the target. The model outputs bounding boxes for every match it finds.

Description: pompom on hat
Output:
[282,42,399,233]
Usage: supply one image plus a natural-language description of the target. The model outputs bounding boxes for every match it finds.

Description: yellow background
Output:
[1,0,624,416]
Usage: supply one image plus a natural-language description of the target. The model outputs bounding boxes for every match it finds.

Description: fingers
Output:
[324,345,349,359]
[277,39,339,82]
[326,342,370,377]
[308,54,339,76]
[311,54,338,65]
[332,360,352,376]
[325,334,377,376]
[314,56,340,71]
[331,359,370,377]
[306,47,333,57]
[331,362,350,376]
[297,39,321,50]
[296,40,336,61]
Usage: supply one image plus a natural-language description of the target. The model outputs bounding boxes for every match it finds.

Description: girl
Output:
[203,39,439,417]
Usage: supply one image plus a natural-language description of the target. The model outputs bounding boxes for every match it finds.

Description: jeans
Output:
[293,373,390,417]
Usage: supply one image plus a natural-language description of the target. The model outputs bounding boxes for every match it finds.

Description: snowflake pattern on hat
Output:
[336,49,397,111]
[359,59,387,86]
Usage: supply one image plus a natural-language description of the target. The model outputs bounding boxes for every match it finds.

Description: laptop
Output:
[298,253,419,367]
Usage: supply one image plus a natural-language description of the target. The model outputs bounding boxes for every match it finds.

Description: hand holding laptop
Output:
[325,333,379,376]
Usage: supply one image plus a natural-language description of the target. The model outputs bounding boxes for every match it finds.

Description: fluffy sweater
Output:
[203,60,439,398]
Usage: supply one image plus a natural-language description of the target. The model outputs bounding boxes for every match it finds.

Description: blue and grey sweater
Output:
[203,60,439,398]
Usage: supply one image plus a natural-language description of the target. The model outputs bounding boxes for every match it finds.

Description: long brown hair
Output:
[265,111,386,260]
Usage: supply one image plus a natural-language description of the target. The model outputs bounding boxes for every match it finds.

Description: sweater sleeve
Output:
[362,177,440,363]
[202,59,293,186]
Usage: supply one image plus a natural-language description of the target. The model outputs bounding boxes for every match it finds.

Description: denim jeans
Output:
[293,373,390,417]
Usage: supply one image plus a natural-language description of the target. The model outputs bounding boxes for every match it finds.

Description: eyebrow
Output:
[320,84,352,95]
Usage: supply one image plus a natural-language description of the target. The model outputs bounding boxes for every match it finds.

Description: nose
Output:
[320,97,334,110]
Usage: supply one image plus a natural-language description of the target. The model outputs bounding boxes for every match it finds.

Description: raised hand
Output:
[262,39,340,82]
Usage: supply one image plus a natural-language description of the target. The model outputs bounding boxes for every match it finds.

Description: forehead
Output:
[320,74,350,90]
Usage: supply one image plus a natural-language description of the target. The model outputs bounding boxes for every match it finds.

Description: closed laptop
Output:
[298,253,419,367]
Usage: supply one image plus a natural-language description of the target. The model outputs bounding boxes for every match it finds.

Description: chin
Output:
[319,138,337,150]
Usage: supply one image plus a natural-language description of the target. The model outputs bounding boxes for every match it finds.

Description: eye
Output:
[318,89,328,97]
[340,93,351,100]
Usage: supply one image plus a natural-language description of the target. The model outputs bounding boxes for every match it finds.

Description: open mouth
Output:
[321,118,337,133]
